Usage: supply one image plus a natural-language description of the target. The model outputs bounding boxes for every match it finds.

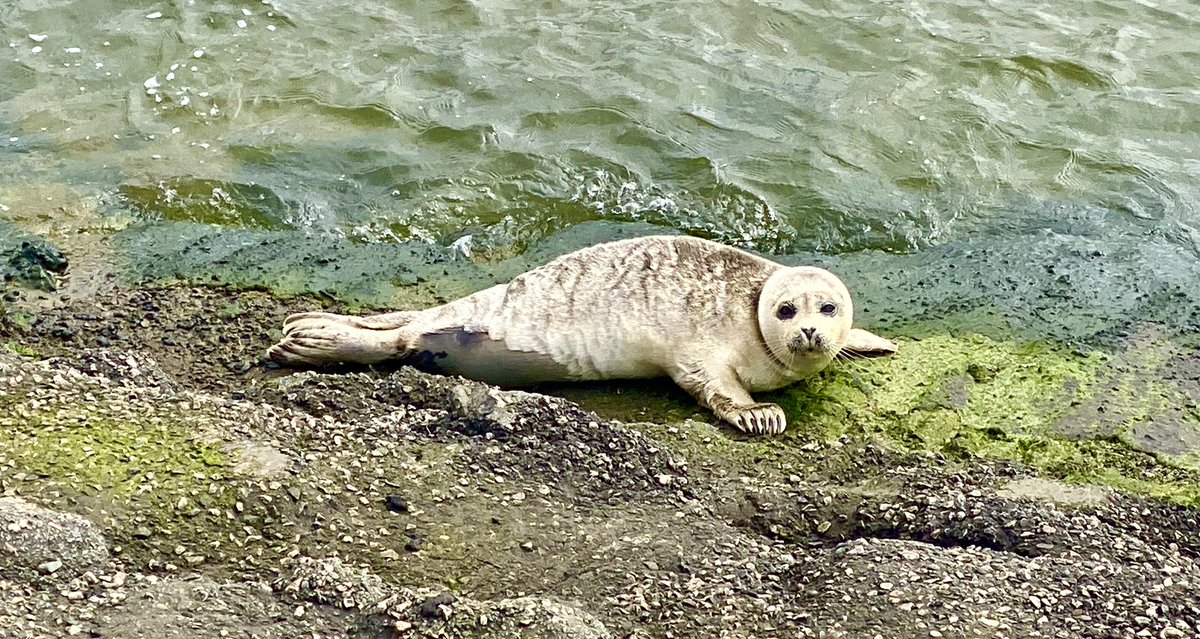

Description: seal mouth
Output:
[788,333,829,355]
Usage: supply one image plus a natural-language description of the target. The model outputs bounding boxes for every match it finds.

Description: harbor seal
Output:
[267,235,896,434]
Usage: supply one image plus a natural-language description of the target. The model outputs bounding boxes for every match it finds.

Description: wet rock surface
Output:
[0,283,1198,638]
[0,497,108,580]
[0,223,68,293]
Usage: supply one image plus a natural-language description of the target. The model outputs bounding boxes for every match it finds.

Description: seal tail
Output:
[268,313,418,367]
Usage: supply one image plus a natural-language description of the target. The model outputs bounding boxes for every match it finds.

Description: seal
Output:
[268,235,896,434]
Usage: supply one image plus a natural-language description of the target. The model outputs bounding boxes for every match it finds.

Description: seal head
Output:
[757,266,854,376]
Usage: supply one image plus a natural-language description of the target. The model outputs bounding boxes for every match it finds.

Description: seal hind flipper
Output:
[270,314,415,366]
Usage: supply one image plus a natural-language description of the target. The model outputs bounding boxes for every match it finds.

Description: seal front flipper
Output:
[671,366,788,435]
[839,328,897,358]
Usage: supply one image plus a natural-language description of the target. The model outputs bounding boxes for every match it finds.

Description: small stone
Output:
[521,541,535,552]
[419,592,455,619]
[37,559,63,574]
[385,496,409,513]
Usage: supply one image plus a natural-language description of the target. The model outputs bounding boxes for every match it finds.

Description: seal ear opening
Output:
[840,328,898,358]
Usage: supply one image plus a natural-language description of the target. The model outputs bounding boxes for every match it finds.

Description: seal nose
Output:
[790,327,819,352]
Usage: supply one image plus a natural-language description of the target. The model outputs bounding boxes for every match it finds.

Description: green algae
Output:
[763,334,1200,505]
[118,179,295,231]
[0,388,266,568]
[112,221,487,311]
[625,334,1200,506]
[1,408,230,501]
[111,220,674,311]
[2,342,39,358]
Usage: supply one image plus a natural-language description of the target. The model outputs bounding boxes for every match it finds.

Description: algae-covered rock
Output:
[799,229,1200,347]
[769,333,1200,504]
[0,222,67,292]
[112,221,483,309]
[1,281,1199,638]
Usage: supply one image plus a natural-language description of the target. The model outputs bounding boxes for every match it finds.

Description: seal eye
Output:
[777,303,796,320]
[820,303,838,316]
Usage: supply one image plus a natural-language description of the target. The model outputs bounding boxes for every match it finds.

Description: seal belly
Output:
[407,328,574,387]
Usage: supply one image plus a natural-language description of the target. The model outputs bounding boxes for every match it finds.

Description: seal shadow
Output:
[258,358,711,426]
[534,378,712,426]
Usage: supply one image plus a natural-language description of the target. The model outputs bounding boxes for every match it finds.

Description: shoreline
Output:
[1,274,1198,637]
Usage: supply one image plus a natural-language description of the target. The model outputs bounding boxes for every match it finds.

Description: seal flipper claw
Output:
[672,366,789,435]
[284,311,418,334]
[354,310,419,330]
[726,402,787,435]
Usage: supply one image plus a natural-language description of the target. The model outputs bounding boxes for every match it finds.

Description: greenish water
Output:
[3,0,1200,341]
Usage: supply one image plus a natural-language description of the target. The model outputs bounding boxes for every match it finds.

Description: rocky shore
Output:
[0,282,1197,638]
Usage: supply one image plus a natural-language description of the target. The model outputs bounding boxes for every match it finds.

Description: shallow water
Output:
[2,0,1200,342]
